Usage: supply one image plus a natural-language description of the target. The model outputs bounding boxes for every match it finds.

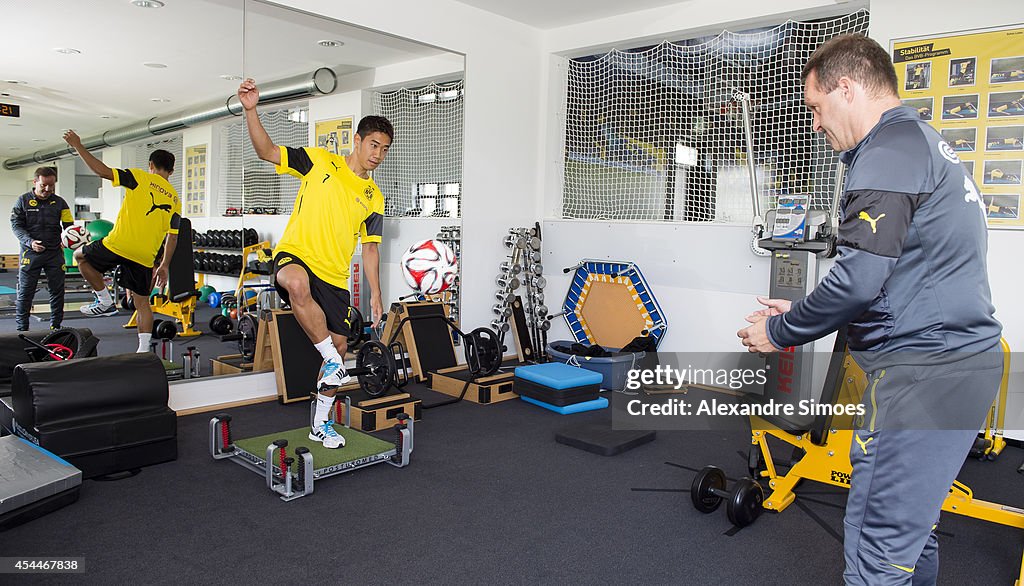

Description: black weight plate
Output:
[237,314,258,360]
[464,327,502,377]
[346,306,364,347]
[355,340,394,397]
[156,319,178,340]
[209,314,233,335]
[691,466,726,514]
[726,478,764,528]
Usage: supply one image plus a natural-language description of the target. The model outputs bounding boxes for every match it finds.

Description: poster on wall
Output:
[315,116,354,155]
[893,24,1024,228]
[184,144,207,217]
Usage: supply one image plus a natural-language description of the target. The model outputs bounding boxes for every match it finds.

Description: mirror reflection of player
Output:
[949,60,975,86]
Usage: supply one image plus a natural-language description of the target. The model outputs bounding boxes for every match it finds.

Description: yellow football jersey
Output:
[273,146,384,289]
[104,168,181,266]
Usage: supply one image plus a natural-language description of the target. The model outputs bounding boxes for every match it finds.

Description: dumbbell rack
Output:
[491,225,548,362]
[195,241,272,299]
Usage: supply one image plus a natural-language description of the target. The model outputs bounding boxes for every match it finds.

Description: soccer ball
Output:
[60,225,90,250]
[400,239,458,295]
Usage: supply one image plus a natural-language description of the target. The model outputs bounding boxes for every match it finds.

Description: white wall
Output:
[0,167,33,254]
[275,0,543,333]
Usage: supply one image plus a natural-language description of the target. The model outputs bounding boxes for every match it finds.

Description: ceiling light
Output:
[3,80,26,85]
[8,147,20,150]
[143,62,167,69]
[9,123,22,127]
[131,0,165,7]
[317,40,344,48]
[99,115,116,119]
[150,97,171,102]
[32,139,46,142]
[219,74,242,81]
[54,48,82,55]
[0,92,9,97]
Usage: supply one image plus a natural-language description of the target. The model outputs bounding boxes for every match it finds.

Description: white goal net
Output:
[561,10,869,222]
[372,80,464,219]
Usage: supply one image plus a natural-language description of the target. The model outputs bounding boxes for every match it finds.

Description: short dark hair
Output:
[356,115,394,143]
[149,149,175,173]
[802,34,899,99]
[34,166,57,180]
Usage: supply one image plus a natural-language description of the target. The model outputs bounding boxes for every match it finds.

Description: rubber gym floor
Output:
[1,381,1022,584]
[1,270,1022,583]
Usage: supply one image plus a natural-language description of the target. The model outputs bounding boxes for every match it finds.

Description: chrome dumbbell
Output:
[528,275,547,289]
[490,320,511,333]
[535,319,551,331]
[496,276,520,290]
[526,250,542,263]
[503,234,527,249]
[500,261,522,275]
[492,303,512,318]
[526,263,544,276]
[528,236,542,251]
[529,291,545,305]
[534,305,549,318]
[495,291,514,304]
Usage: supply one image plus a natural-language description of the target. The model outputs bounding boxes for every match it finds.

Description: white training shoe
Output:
[79,300,117,317]
[316,359,352,390]
[308,421,346,449]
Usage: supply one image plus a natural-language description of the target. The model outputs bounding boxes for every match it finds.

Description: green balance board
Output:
[234,425,395,470]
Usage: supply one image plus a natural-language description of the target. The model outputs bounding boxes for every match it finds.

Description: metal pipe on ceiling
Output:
[2,68,337,170]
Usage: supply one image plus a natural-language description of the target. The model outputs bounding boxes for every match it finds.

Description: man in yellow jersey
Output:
[238,78,389,449]
[62,130,181,354]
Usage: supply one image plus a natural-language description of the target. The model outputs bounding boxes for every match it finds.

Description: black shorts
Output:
[80,238,153,296]
[273,252,352,338]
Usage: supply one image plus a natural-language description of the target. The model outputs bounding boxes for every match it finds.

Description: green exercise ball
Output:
[86,219,114,240]
[198,285,215,303]
[222,307,230,317]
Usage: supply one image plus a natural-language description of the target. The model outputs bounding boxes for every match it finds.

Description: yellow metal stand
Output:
[751,338,1023,533]
[124,292,202,337]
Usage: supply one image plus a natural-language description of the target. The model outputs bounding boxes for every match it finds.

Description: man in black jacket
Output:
[10,167,73,331]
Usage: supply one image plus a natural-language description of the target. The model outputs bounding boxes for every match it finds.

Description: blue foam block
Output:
[520,395,608,414]
[514,362,603,389]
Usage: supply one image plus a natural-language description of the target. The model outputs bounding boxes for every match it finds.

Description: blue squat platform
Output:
[520,395,609,414]
[515,363,604,408]
[514,363,603,387]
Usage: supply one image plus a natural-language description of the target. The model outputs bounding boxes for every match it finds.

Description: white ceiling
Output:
[0,0,450,167]
[452,0,691,29]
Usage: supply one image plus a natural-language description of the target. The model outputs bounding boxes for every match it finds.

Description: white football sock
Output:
[314,337,343,363]
[313,392,335,426]
[137,332,152,353]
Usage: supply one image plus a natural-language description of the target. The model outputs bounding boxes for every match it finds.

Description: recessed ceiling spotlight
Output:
[3,80,26,85]
[219,74,242,81]
[32,138,46,142]
[54,47,82,55]
[131,0,165,7]
[317,40,344,48]
[8,147,20,150]
[143,62,167,69]
[99,114,117,119]
[0,92,9,97]
[150,97,171,102]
